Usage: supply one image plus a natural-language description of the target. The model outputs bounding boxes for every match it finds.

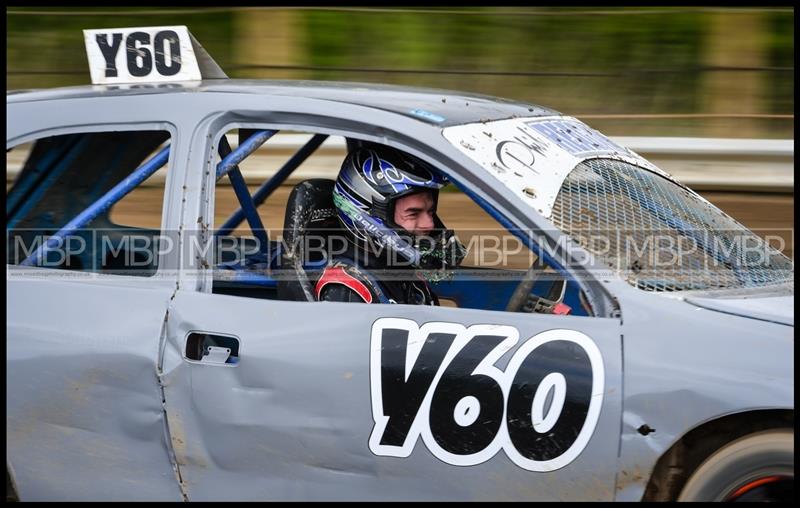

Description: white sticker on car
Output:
[443,115,673,218]
[369,318,604,471]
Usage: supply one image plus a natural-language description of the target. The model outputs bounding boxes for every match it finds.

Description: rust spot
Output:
[616,466,647,491]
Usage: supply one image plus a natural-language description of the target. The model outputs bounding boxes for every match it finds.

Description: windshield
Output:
[550,158,794,292]
[442,116,793,292]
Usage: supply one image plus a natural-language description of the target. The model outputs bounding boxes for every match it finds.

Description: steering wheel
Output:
[505,258,545,312]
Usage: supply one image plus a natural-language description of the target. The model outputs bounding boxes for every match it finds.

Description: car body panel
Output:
[160,290,623,501]
[6,79,557,127]
[612,286,793,500]
[684,294,794,326]
[6,272,182,501]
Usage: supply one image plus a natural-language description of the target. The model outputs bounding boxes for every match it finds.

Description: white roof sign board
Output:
[84,26,202,85]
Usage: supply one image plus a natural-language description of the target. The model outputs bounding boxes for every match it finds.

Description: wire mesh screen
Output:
[550,158,794,292]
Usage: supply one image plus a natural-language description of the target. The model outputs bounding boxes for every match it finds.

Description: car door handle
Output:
[201,346,232,364]
[185,331,240,365]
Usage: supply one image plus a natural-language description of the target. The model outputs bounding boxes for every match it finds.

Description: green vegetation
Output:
[6,7,793,138]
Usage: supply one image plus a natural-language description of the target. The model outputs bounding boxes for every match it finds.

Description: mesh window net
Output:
[550,158,794,292]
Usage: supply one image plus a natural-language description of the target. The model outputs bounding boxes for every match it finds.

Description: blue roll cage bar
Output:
[21,144,172,267]
[21,129,302,266]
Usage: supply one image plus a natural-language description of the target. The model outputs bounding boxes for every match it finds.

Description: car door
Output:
[155,110,623,500]
[6,111,185,501]
[161,287,621,501]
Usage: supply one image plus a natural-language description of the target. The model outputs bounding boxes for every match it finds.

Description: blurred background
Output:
[6,6,794,256]
[7,6,793,138]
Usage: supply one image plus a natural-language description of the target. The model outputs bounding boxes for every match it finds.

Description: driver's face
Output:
[394,191,435,236]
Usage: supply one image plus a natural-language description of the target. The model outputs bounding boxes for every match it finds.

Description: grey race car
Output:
[6,26,794,501]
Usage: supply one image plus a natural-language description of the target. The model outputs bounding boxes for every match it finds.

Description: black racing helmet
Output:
[332,144,466,272]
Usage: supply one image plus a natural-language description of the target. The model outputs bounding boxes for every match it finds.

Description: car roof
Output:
[6,78,560,127]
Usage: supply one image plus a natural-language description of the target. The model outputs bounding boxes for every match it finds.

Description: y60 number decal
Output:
[369,319,604,472]
[83,26,202,85]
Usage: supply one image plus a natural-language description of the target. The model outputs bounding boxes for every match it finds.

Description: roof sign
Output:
[83,26,227,85]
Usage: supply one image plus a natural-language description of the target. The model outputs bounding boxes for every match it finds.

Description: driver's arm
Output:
[314,265,377,303]
[317,284,372,303]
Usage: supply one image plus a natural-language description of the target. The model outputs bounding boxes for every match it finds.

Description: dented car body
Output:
[6,27,794,502]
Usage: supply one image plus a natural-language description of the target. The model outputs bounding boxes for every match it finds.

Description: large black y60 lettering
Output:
[429,335,505,455]
[369,321,603,471]
[379,328,455,447]
[506,340,593,461]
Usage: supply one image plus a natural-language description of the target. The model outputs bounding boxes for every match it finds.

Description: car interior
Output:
[6,127,593,316]
[209,130,592,316]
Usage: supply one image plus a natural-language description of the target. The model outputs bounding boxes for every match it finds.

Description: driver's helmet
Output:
[332,145,466,275]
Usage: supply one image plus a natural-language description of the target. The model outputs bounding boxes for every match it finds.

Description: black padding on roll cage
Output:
[276,178,339,301]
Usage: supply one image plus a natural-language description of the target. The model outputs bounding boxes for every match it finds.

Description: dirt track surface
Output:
[111,187,794,260]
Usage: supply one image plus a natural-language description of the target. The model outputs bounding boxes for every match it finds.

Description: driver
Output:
[315,144,466,304]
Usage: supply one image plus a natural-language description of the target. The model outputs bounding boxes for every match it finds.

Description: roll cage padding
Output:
[276,179,340,301]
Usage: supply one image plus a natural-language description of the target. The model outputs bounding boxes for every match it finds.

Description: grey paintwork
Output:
[6,275,183,501]
[6,79,556,128]
[161,292,622,501]
[6,79,794,501]
[684,294,793,326]
[613,288,793,500]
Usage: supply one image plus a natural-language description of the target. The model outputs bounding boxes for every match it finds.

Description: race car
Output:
[6,26,793,501]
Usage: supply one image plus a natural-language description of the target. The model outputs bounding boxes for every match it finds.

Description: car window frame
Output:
[6,121,181,285]
[186,112,616,317]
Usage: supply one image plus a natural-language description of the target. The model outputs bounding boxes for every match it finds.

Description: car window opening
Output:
[6,130,171,277]
[208,127,594,317]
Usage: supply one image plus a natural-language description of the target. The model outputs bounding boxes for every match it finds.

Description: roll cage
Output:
[11,126,594,315]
